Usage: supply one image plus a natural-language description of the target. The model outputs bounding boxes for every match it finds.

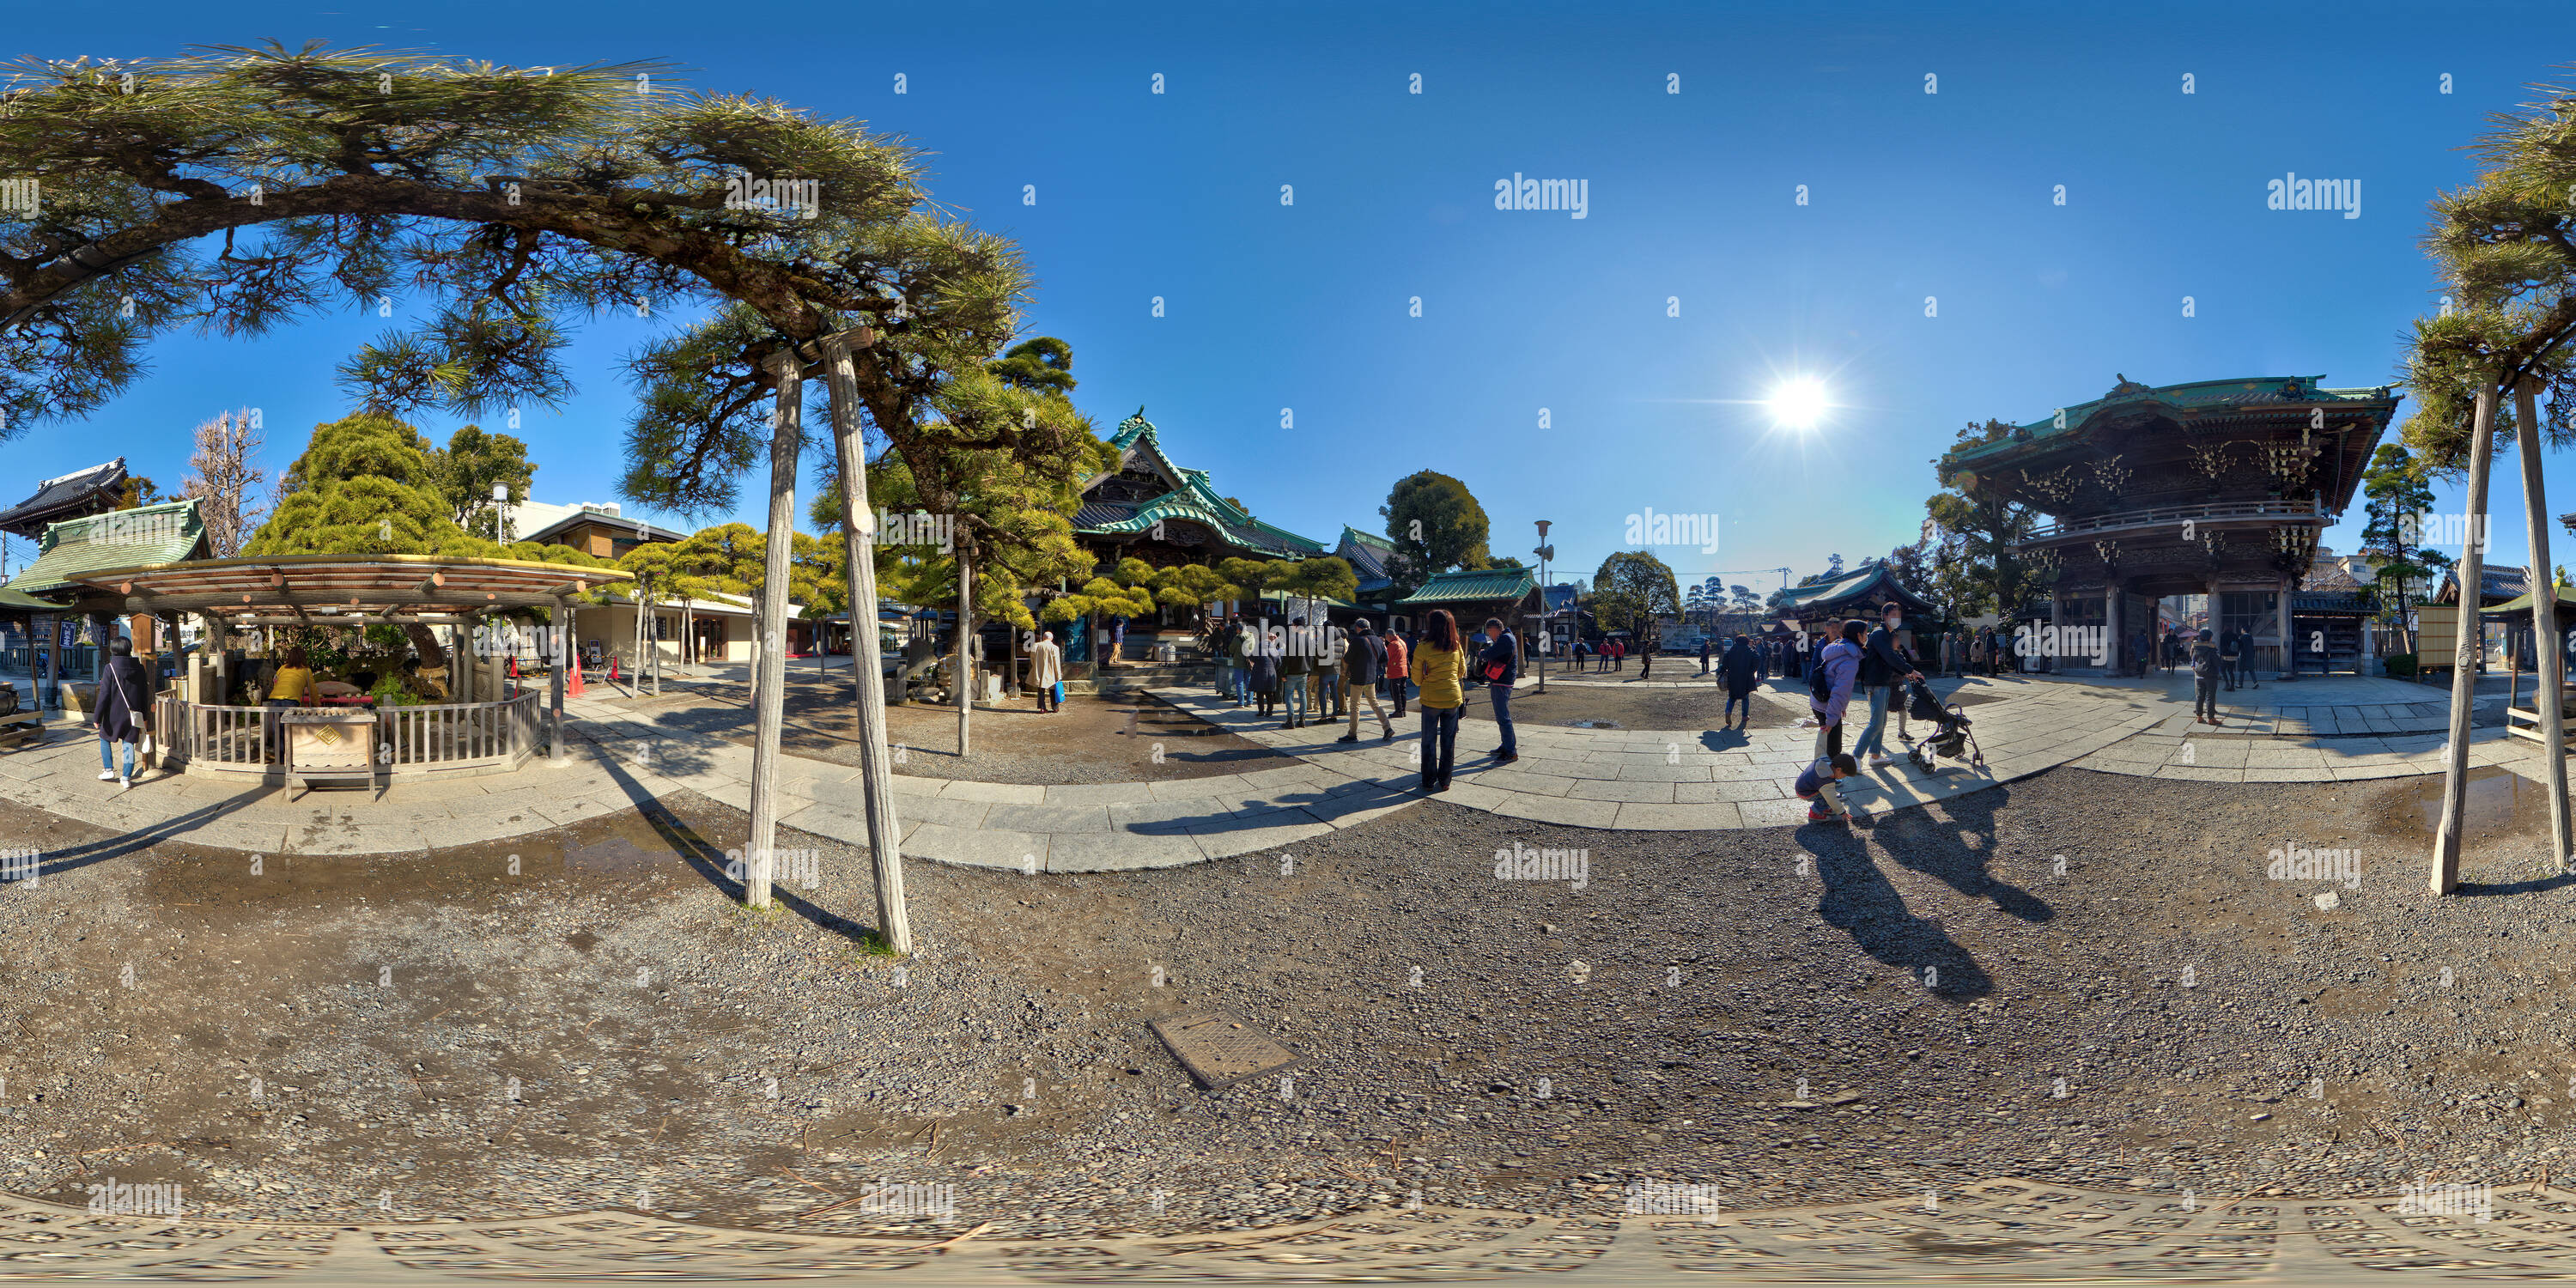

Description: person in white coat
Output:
[1030,630,1065,713]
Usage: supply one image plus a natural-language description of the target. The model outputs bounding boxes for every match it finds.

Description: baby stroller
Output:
[1903,679,1984,773]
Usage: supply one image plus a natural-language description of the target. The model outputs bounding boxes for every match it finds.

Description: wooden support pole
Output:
[2514,374,2573,868]
[956,554,975,757]
[2433,384,2501,895]
[744,352,805,910]
[822,331,913,954]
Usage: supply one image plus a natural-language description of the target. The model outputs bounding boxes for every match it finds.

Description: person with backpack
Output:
[1720,633,1760,730]
[1805,620,1865,820]
[1382,622,1411,718]
[1478,616,1521,764]
[1414,609,1467,792]
[2191,627,2222,725]
[1337,618,1394,742]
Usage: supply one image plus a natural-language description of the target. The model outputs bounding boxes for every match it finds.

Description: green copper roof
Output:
[4,499,208,598]
[1396,566,1538,605]
[1777,561,1935,611]
[1081,411,1327,556]
[1339,526,1395,552]
[1947,374,2400,467]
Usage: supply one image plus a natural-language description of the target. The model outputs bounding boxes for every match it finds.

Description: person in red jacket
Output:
[1382,623,1411,718]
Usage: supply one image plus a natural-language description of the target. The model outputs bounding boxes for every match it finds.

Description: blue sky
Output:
[9,1,2576,591]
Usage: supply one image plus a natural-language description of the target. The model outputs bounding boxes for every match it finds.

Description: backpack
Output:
[1808,649,1836,706]
[2191,645,2215,679]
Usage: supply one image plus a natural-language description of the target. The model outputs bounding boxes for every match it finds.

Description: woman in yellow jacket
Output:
[1413,608,1467,793]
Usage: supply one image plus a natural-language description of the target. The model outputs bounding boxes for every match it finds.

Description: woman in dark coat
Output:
[1247,642,1282,722]
[1719,634,1761,730]
[94,635,152,789]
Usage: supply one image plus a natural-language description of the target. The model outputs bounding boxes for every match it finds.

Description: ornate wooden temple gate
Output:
[1942,375,2402,677]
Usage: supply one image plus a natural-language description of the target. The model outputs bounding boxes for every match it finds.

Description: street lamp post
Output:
[1534,520,1555,695]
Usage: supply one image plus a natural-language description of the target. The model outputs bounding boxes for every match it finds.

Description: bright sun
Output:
[1767,377,1830,429]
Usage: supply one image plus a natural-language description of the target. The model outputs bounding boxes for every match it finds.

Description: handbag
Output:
[1051,681,1065,704]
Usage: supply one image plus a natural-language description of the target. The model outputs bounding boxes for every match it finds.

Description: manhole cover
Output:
[1565,719,1620,729]
[1149,1008,1301,1089]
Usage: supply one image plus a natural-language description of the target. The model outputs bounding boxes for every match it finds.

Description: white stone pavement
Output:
[3,669,2555,870]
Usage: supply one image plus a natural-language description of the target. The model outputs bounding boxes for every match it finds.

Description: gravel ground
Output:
[1,762,2571,1237]
[605,683,1287,784]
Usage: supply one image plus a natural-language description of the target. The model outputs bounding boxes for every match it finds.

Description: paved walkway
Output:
[0,1180,2554,1282]
[3,665,2563,868]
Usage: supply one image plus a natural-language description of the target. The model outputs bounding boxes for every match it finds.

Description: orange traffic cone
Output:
[570,653,586,697]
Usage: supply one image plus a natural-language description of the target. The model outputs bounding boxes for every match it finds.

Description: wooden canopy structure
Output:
[68,553,629,623]
[64,554,631,764]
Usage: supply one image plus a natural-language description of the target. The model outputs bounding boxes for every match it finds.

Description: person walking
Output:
[2219,625,2242,692]
[1278,616,1313,730]
[94,635,154,791]
[2190,628,2223,726]
[1414,609,1467,793]
[1337,618,1395,742]
[1030,629,1064,713]
[1805,620,1865,821]
[1851,603,1923,770]
[1479,616,1521,765]
[2129,626,2151,679]
[1249,635,1281,720]
[1638,636,1654,680]
[1315,624,1344,723]
[1720,633,1759,730]
[1698,635,1714,676]
[2239,626,2263,690]
[1382,622,1411,719]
